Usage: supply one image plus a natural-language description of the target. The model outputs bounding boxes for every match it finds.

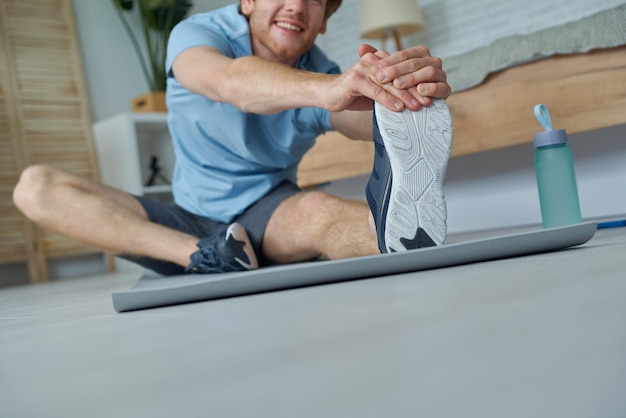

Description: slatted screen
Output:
[0,0,101,281]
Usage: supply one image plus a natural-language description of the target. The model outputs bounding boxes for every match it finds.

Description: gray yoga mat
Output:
[112,221,597,312]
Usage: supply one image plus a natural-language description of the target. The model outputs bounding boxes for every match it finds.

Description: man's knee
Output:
[13,165,60,220]
[269,190,341,232]
[296,190,340,220]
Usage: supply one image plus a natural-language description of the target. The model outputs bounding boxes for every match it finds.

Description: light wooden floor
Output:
[1,226,625,418]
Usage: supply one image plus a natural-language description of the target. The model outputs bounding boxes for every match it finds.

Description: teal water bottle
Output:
[533,104,582,228]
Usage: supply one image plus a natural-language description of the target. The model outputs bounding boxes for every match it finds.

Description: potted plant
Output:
[112,0,193,111]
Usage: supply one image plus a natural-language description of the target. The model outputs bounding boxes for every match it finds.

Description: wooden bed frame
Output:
[296,45,626,188]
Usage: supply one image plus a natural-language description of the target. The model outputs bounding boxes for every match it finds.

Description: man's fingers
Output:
[417,81,452,100]
[391,65,446,88]
[367,74,425,111]
[376,56,444,84]
[341,44,446,112]
[358,43,378,58]
[360,50,391,68]
[371,45,433,73]
[369,84,404,111]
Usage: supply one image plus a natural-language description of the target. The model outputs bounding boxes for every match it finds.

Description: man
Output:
[13,0,452,275]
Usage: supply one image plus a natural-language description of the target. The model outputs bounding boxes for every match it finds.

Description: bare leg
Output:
[262,190,379,263]
[13,165,198,267]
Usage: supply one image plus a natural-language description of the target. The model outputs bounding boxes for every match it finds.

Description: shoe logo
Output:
[225,233,254,270]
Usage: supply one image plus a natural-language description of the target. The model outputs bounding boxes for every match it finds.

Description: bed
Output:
[296,0,626,188]
[297,45,626,188]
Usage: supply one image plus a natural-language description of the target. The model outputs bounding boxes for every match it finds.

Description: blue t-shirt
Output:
[165,4,341,223]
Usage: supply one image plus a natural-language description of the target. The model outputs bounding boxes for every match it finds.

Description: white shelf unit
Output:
[93,112,175,199]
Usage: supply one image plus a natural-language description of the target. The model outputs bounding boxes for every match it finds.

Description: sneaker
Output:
[366,99,453,253]
[185,223,259,274]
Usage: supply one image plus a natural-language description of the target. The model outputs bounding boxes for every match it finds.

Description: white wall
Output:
[71,0,235,122]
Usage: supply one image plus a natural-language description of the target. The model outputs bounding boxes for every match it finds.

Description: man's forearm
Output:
[219,56,335,114]
[173,47,336,114]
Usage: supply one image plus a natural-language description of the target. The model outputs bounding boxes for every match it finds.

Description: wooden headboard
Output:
[297,45,626,188]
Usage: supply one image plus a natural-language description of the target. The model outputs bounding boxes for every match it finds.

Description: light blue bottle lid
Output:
[533,104,568,148]
[534,129,567,148]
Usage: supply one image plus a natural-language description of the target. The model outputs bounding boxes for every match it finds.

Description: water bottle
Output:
[533,104,582,228]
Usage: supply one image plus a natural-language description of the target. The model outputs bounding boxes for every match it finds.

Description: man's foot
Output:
[186,223,259,274]
[366,99,453,253]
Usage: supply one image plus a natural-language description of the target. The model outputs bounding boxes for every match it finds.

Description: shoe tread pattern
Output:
[374,100,453,251]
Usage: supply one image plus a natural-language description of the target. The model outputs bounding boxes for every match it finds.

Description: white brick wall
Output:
[317,0,363,71]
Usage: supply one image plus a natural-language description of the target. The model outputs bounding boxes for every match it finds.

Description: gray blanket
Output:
[444,5,626,92]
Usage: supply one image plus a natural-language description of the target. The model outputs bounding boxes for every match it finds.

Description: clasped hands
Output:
[337,44,451,113]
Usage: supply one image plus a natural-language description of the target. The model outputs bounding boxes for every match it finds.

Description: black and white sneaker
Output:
[186,223,259,274]
[366,99,453,253]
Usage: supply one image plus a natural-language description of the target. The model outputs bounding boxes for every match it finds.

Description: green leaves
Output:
[114,0,134,11]
[112,0,193,91]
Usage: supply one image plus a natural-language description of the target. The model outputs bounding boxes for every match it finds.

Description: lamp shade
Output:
[359,0,424,39]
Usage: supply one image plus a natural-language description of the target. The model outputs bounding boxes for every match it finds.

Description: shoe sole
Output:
[374,99,453,251]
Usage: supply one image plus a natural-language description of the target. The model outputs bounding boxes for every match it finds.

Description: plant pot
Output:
[131,91,167,112]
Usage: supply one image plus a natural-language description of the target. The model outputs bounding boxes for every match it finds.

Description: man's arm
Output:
[172,46,331,114]
[329,111,373,141]
[171,45,435,115]
[329,44,451,141]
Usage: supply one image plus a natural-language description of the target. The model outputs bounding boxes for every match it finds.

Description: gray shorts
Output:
[122,181,301,275]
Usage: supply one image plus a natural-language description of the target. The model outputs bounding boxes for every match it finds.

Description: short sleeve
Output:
[166,4,253,76]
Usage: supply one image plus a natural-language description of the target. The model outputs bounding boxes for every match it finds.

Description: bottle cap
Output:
[533,104,568,148]
[534,129,567,148]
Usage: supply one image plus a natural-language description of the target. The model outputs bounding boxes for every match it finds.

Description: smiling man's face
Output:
[241,0,328,66]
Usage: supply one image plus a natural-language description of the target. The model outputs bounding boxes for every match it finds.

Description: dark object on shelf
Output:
[145,156,170,186]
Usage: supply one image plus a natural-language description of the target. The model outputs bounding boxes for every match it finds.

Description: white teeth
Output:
[276,22,302,31]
